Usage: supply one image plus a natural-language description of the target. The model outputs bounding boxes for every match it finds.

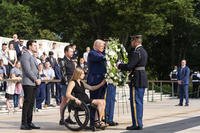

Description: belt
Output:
[135,67,145,71]
[192,80,200,82]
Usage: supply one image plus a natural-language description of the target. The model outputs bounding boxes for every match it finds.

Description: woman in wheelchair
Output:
[66,67,106,127]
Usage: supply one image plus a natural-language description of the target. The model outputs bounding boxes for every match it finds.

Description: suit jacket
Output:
[177,66,190,85]
[46,56,57,68]
[20,51,39,86]
[118,45,148,88]
[87,50,106,85]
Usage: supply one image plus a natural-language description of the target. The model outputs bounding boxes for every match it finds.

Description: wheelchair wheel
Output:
[62,101,90,131]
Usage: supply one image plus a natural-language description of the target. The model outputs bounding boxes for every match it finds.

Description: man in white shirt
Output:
[83,47,90,63]
[0,43,9,75]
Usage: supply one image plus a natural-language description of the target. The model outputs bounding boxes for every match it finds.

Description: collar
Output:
[135,44,142,50]
[181,66,186,69]
[28,50,33,56]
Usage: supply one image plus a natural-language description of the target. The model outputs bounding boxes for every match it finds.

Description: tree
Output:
[0,1,40,39]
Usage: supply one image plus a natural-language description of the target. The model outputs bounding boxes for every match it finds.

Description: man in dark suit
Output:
[177,59,190,106]
[20,40,41,130]
[118,35,148,130]
[87,39,107,128]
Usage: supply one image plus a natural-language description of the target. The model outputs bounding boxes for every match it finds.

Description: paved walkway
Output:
[0,99,200,133]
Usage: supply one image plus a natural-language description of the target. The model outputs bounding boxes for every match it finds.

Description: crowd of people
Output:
[0,34,90,113]
[0,34,148,131]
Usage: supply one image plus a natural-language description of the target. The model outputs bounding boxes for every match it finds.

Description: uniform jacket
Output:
[118,45,148,88]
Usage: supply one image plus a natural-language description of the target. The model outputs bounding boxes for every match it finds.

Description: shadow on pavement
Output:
[122,116,200,133]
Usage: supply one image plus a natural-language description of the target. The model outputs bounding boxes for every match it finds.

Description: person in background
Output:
[77,58,88,80]
[54,62,62,105]
[46,51,57,69]
[191,71,200,98]
[46,51,57,98]
[43,61,55,108]
[176,59,190,106]
[83,47,90,63]
[9,34,19,45]
[40,52,47,65]
[169,65,178,96]
[11,61,23,111]
[0,59,7,91]
[8,43,18,69]
[0,43,9,92]
[51,42,59,60]
[33,52,41,65]
[38,44,44,58]
[36,63,48,110]
[9,34,21,60]
[16,39,26,59]
[0,43,10,76]
[71,44,79,67]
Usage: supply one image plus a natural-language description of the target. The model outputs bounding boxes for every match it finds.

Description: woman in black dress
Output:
[66,67,106,124]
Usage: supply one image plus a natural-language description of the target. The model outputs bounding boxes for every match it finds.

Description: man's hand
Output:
[35,79,41,85]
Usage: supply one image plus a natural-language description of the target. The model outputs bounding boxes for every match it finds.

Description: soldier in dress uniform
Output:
[118,35,148,130]
[169,66,178,96]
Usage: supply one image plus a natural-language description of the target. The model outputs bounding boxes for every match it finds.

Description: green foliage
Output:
[0,1,39,39]
[38,29,61,41]
[1,0,200,79]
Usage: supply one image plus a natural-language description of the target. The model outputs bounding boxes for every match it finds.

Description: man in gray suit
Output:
[20,40,41,130]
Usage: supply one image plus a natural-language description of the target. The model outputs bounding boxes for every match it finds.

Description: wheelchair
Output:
[61,100,106,131]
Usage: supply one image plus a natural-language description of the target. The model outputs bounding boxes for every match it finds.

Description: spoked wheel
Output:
[62,101,90,131]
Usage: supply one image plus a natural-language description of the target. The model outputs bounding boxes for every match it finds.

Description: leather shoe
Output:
[59,119,65,125]
[20,124,32,130]
[175,104,183,106]
[185,104,189,106]
[28,123,40,129]
[126,125,143,130]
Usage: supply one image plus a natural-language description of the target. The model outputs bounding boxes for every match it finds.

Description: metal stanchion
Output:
[152,82,154,102]
[172,82,175,98]
[160,82,163,101]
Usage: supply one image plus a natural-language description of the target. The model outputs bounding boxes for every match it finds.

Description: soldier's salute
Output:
[118,35,148,130]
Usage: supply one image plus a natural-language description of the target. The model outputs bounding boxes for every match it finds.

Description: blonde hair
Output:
[70,67,84,81]
[93,39,105,50]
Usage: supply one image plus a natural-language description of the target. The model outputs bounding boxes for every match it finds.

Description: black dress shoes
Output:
[175,103,183,106]
[28,123,40,129]
[20,124,32,130]
[126,125,143,130]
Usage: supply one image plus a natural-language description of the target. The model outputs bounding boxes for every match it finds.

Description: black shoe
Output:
[107,121,119,126]
[126,125,143,130]
[175,104,183,106]
[28,123,40,129]
[59,119,65,125]
[65,117,76,124]
[20,124,32,130]
[185,104,189,106]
